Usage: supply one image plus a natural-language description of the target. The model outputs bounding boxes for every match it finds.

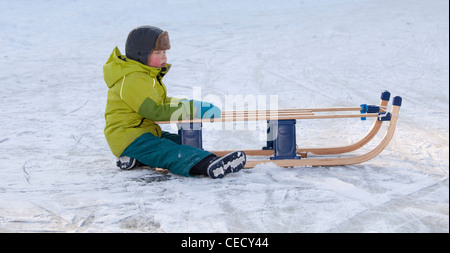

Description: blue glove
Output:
[190,100,221,119]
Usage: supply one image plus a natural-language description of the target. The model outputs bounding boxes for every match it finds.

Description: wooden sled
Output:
[155,91,402,168]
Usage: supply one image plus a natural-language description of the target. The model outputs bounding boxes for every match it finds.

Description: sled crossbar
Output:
[155,90,402,168]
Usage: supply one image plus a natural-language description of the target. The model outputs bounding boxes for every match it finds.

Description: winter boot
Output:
[116,156,142,170]
[207,151,246,179]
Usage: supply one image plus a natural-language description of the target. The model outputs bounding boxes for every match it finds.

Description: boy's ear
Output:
[155,31,171,51]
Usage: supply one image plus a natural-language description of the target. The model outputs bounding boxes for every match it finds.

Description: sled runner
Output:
[155,90,402,168]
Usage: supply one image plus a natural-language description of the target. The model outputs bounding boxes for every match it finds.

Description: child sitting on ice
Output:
[103,25,246,179]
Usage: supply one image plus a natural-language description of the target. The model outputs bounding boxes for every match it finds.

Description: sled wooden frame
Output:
[155,90,402,168]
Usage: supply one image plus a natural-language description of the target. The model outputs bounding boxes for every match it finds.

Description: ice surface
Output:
[0,0,448,232]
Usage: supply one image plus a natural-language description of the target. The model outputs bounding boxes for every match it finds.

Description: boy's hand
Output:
[190,100,221,119]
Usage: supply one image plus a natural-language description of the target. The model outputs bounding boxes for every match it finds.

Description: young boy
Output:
[103,25,246,179]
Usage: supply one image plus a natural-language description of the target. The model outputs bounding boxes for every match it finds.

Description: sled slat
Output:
[155,112,379,124]
[222,107,362,115]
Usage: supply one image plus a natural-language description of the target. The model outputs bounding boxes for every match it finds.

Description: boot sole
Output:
[207,151,246,179]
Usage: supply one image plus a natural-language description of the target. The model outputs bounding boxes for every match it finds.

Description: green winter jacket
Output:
[103,47,192,157]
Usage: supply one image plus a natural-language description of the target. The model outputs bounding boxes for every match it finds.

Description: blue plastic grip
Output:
[360,104,367,120]
[381,90,391,101]
[393,96,402,106]
[360,104,367,113]
[378,112,391,121]
[367,105,380,113]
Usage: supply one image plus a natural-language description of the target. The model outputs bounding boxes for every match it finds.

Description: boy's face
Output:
[147,50,167,68]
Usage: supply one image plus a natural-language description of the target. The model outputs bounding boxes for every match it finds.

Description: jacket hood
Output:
[103,47,170,88]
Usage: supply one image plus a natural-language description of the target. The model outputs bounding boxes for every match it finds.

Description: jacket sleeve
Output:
[119,74,193,121]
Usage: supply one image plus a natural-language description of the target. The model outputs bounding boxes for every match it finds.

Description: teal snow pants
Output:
[121,132,213,177]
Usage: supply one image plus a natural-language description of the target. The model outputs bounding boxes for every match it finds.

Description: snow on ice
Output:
[0,0,448,232]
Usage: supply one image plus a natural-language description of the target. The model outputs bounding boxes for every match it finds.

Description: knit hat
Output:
[125,25,171,65]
